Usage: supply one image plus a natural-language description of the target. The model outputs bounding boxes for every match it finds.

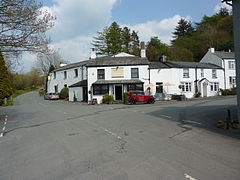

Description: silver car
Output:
[44,93,59,100]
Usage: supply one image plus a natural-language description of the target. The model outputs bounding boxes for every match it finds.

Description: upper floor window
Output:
[97,69,105,80]
[181,82,192,92]
[74,69,78,77]
[53,72,56,79]
[212,69,217,78]
[201,69,204,77]
[64,71,67,79]
[228,61,235,70]
[131,68,139,78]
[183,68,189,78]
[210,82,219,91]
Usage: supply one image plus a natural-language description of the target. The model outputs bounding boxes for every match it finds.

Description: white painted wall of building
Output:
[223,59,236,89]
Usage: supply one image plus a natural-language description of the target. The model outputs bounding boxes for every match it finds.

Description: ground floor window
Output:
[54,85,58,93]
[229,76,236,87]
[210,82,219,91]
[181,82,192,92]
[127,83,143,91]
[93,84,109,95]
[156,82,163,93]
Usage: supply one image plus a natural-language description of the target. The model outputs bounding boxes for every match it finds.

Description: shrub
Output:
[59,87,69,99]
[194,92,201,98]
[38,89,45,96]
[123,92,129,104]
[102,93,114,104]
[220,89,231,96]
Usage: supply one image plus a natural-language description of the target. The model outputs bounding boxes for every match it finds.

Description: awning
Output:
[69,80,87,87]
[93,79,143,85]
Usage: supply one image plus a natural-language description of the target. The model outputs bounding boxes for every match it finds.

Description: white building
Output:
[201,48,236,89]
[47,49,227,104]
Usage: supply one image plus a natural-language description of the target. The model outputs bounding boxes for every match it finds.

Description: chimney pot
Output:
[209,48,215,53]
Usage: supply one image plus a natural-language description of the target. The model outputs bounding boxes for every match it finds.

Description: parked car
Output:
[44,93,59,100]
[128,91,155,104]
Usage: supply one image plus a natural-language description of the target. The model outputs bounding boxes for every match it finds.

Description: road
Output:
[0,92,239,180]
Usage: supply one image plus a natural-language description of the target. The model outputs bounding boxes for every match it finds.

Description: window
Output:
[53,72,56,79]
[131,68,139,78]
[210,82,219,91]
[93,85,109,95]
[64,71,67,79]
[127,84,143,91]
[228,61,235,70]
[229,76,236,87]
[183,68,189,78]
[74,69,78,77]
[181,82,192,92]
[156,82,163,93]
[97,69,105,80]
[212,69,217,78]
[201,69,204,77]
[54,85,58,93]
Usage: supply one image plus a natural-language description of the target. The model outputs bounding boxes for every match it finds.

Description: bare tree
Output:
[0,0,55,55]
[36,51,67,75]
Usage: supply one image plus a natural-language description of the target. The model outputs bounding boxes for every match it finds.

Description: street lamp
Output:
[222,0,240,121]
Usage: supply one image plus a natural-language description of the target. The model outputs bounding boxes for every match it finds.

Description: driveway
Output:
[0,92,239,180]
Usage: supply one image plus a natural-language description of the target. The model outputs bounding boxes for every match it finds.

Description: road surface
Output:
[0,92,239,180]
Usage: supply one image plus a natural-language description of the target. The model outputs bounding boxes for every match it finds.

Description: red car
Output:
[128,91,155,104]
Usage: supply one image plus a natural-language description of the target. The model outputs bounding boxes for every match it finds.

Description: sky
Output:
[20,0,232,72]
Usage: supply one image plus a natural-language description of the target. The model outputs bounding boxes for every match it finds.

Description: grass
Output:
[2,88,39,107]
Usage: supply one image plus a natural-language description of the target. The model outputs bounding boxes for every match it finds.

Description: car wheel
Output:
[148,98,155,104]
[129,98,136,105]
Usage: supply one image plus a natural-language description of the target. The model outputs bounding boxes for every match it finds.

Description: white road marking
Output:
[4,121,7,125]
[184,173,197,180]
[183,120,201,125]
[103,128,122,140]
[161,115,172,119]
[0,115,8,138]
[0,133,3,137]
[2,126,6,131]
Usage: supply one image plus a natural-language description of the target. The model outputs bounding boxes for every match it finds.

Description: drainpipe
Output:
[195,66,198,93]
[223,60,227,89]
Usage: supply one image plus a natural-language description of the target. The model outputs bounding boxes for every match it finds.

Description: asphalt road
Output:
[0,92,239,180]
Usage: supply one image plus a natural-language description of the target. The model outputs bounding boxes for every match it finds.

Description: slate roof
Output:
[86,56,149,67]
[53,60,89,72]
[69,80,87,87]
[149,61,222,69]
[93,79,143,85]
[213,51,235,59]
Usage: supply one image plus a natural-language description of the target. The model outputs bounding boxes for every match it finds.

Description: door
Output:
[82,87,88,102]
[203,82,207,97]
[115,85,122,100]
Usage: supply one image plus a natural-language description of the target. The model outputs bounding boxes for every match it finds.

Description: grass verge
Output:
[2,88,39,107]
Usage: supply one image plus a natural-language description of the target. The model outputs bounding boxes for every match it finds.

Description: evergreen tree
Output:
[0,52,12,105]
[121,27,131,53]
[172,19,194,41]
[130,30,140,56]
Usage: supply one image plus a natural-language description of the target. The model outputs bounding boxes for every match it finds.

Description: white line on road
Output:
[2,126,6,131]
[182,120,201,125]
[4,121,7,125]
[161,115,172,119]
[184,173,197,180]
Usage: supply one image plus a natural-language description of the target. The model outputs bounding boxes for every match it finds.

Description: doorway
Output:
[115,85,122,100]
[82,87,88,102]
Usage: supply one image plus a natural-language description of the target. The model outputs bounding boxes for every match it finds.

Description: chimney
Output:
[160,55,167,62]
[60,63,67,67]
[140,41,146,58]
[209,48,215,53]
[90,48,96,59]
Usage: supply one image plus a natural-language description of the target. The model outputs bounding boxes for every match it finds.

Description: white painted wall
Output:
[87,65,149,104]
[224,59,236,89]
[69,87,83,102]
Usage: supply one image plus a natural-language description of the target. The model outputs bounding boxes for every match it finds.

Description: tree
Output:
[36,51,66,76]
[146,37,169,61]
[0,0,55,55]
[92,22,140,56]
[0,52,12,105]
[172,18,194,41]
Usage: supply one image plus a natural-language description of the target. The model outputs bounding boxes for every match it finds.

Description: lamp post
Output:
[222,0,240,121]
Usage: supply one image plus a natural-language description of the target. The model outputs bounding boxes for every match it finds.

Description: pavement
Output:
[0,92,239,180]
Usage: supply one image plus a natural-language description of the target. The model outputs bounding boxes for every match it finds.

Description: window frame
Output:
[156,82,163,93]
[127,83,143,91]
[93,84,109,95]
[228,61,235,70]
[210,82,219,92]
[64,71,67,79]
[212,69,217,79]
[183,68,190,78]
[97,69,105,80]
[181,82,192,92]
[53,72,56,79]
[74,69,78,78]
[131,68,139,79]
[201,69,204,78]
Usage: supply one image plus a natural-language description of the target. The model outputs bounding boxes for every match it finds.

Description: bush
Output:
[123,92,129,104]
[194,92,201,98]
[59,87,69,99]
[102,93,114,104]
[38,89,45,96]
[220,89,231,96]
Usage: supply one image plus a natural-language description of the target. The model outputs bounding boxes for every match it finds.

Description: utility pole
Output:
[222,0,240,121]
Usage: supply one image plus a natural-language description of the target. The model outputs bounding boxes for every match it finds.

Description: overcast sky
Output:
[20,0,231,71]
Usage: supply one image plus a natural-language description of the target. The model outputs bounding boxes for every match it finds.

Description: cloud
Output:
[214,2,232,13]
[123,15,191,44]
